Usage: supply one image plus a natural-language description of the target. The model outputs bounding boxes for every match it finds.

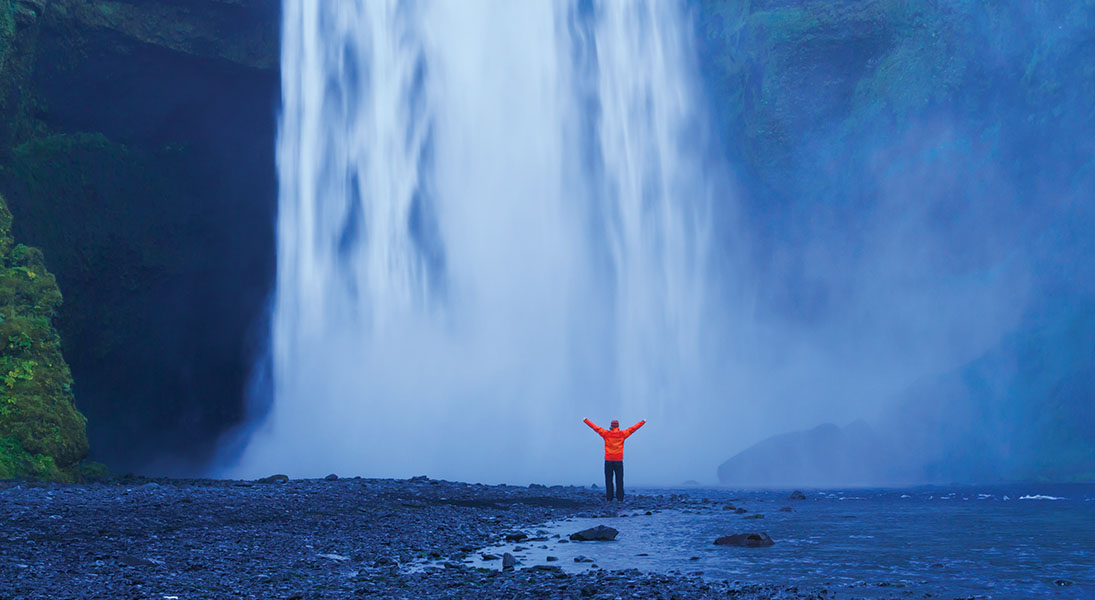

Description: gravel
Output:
[0,476,822,599]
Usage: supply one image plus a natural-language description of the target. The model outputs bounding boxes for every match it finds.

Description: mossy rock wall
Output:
[0,191,87,480]
[0,0,278,472]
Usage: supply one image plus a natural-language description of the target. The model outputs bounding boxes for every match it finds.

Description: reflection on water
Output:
[466,485,1095,599]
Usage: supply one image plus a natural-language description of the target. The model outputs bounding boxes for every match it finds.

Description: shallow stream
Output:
[460,485,1094,599]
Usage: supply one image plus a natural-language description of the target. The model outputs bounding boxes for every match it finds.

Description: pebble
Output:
[0,477,829,599]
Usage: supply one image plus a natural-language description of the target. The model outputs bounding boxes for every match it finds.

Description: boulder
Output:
[714,533,775,548]
[569,525,619,541]
[789,490,807,500]
[504,532,528,542]
[324,474,338,481]
[502,553,516,570]
[256,474,289,484]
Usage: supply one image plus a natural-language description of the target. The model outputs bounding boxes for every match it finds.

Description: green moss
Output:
[0,435,66,480]
[0,191,87,480]
[78,459,111,480]
[0,2,13,60]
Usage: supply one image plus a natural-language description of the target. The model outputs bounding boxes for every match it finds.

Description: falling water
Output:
[233,0,719,483]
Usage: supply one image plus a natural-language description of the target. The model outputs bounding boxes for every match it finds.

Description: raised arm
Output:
[623,420,646,438]
[583,418,607,435]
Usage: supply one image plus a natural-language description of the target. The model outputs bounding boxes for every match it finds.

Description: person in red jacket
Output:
[583,418,646,501]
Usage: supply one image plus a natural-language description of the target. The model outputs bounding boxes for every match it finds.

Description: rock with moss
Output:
[0,191,87,480]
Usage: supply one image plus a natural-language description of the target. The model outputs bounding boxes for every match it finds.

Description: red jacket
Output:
[584,419,645,461]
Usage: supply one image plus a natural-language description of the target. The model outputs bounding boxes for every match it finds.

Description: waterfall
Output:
[234,0,719,483]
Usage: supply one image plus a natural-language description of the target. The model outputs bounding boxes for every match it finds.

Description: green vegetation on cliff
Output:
[0,191,87,480]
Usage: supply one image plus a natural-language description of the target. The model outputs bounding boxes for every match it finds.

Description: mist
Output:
[222,1,1094,486]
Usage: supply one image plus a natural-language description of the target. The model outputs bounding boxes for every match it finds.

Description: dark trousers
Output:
[604,460,624,501]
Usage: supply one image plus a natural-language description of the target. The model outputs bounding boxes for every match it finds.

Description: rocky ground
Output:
[0,476,832,599]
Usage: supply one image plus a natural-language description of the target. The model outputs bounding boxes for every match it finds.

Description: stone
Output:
[502,553,516,570]
[480,554,500,561]
[743,513,764,519]
[714,533,775,548]
[789,490,807,500]
[569,525,619,541]
[117,554,159,567]
[546,556,558,561]
[256,474,289,484]
[324,474,338,481]
[504,532,528,542]
[573,555,594,563]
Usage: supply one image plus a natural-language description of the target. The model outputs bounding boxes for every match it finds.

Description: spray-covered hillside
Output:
[700,1,1095,484]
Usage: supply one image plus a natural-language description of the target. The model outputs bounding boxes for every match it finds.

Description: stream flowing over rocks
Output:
[0,477,826,599]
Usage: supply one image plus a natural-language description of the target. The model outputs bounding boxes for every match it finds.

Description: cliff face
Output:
[0,0,279,473]
[0,191,88,480]
[41,0,277,70]
[703,1,1095,485]
[1,0,1091,477]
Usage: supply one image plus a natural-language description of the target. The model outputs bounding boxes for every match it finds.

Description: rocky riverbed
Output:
[0,476,830,599]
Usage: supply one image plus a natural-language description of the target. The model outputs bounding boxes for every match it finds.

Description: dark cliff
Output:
[0,0,279,473]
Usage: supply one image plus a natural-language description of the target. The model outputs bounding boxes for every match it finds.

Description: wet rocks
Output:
[573,555,595,563]
[0,477,836,599]
[502,553,517,570]
[714,533,776,547]
[569,525,619,541]
[256,474,289,484]
[743,513,764,519]
[789,490,807,500]
[117,554,161,567]
[504,532,529,542]
[324,474,339,481]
